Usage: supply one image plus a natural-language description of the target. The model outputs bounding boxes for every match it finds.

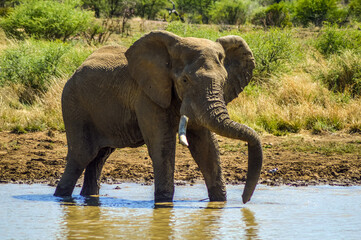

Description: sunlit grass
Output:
[0,20,360,135]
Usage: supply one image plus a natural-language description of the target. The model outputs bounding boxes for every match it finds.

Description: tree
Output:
[209,0,248,25]
[293,0,338,27]
[175,0,214,23]
[135,0,169,20]
[82,0,133,18]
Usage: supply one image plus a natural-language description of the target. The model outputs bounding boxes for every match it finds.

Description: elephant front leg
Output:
[149,137,176,202]
[135,97,177,202]
[187,128,226,201]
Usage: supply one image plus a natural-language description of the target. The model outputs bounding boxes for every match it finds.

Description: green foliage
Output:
[176,0,214,23]
[0,0,93,41]
[314,23,361,56]
[305,115,344,134]
[257,114,301,136]
[293,0,339,27]
[135,0,169,20]
[0,39,92,103]
[316,50,361,97]
[244,28,298,80]
[82,0,135,18]
[349,0,361,21]
[209,0,248,25]
[166,21,223,39]
[251,2,292,28]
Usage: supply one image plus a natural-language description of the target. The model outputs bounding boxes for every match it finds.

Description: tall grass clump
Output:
[0,39,92,104]
[243,28,301,81]
[314,23,361,56]
[0,0,93,41]
[229,72,361,134]
[0,78,66,132]
[316,50,361,97]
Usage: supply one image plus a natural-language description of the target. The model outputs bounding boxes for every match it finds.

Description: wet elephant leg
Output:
[135,97,177,202]
[80,147,115,196]
[187,128,226,201]
[149,136,176,202]
[54,152,88,197]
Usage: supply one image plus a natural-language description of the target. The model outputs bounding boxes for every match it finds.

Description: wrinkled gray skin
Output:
[54,31,263,204]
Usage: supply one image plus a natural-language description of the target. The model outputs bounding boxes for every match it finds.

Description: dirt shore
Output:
[0,131,360,187]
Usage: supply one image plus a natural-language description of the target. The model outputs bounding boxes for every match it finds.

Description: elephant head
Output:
[125,31,262,203]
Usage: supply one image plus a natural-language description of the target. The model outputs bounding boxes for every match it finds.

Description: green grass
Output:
[281,137,361,156]
[0,20,360,135]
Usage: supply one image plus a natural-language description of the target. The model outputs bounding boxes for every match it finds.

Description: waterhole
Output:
[1,183,360,239]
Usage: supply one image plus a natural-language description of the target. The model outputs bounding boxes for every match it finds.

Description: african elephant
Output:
[54,30,263,204]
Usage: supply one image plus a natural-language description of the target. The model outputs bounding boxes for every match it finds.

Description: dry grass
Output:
[0,20,360,135]
[0,79,65,132]
[229,71,361,134]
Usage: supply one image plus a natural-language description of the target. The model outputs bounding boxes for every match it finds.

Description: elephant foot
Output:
[154,191,174,203]
[80,184,100,196]
[54,185,74,197]
[208,185,227,201]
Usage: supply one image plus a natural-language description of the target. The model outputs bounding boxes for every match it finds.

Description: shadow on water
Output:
[13,194,244,209]
[12,193,259,239]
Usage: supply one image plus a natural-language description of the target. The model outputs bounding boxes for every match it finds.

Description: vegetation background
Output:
[0,0,360,136]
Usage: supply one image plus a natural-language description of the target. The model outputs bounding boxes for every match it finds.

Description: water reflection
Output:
[57,197,259,239]
[242,208,259,240]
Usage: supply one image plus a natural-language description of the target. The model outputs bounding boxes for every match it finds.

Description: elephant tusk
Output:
[178,115,189,146]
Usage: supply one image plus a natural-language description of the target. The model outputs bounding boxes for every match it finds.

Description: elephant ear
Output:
[125,31,180,108]
[216,36,256,104]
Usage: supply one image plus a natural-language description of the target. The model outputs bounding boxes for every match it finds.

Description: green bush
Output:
[251,2,292,28]
[293,0,338,27]
[0,0,93,41]
[135,0,169,20]
[0,39,92,103]
[244,28,299,80]
[209,0,248,25]
[349,0,361,21]
[257,114,301,136]
[316,50,361,97]
[314,23,361,56]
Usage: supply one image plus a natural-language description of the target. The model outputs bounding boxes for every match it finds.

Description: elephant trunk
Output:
[179,96,263,204]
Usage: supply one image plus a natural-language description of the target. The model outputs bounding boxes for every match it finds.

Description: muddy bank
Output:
[0,131,360,187]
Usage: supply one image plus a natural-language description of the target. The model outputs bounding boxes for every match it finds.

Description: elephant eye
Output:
[182,77,188,83]
[218,53,224,63]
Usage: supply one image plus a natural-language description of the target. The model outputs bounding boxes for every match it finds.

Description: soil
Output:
[0,131,360,188]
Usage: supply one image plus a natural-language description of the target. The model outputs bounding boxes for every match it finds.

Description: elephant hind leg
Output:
[54,154,87,197]
[80,147,115,196]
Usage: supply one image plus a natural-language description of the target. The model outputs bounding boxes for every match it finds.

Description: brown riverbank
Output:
[0,131,360,187]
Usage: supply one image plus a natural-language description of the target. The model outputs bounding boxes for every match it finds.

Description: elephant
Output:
[54,30,263,204]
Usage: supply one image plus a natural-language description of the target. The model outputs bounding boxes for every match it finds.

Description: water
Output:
[1,183,361,240]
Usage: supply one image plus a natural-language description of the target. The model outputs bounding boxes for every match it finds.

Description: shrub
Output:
[209,0,248,25]
[293,0,338,27]
[0,39,92,103]
[251,2,292,28]
[0,0,93,41]
[349,0,361,21]
[135,0,169,20]
[316,50,361,97]
[243,28,299,80]
[314,23,361,56]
